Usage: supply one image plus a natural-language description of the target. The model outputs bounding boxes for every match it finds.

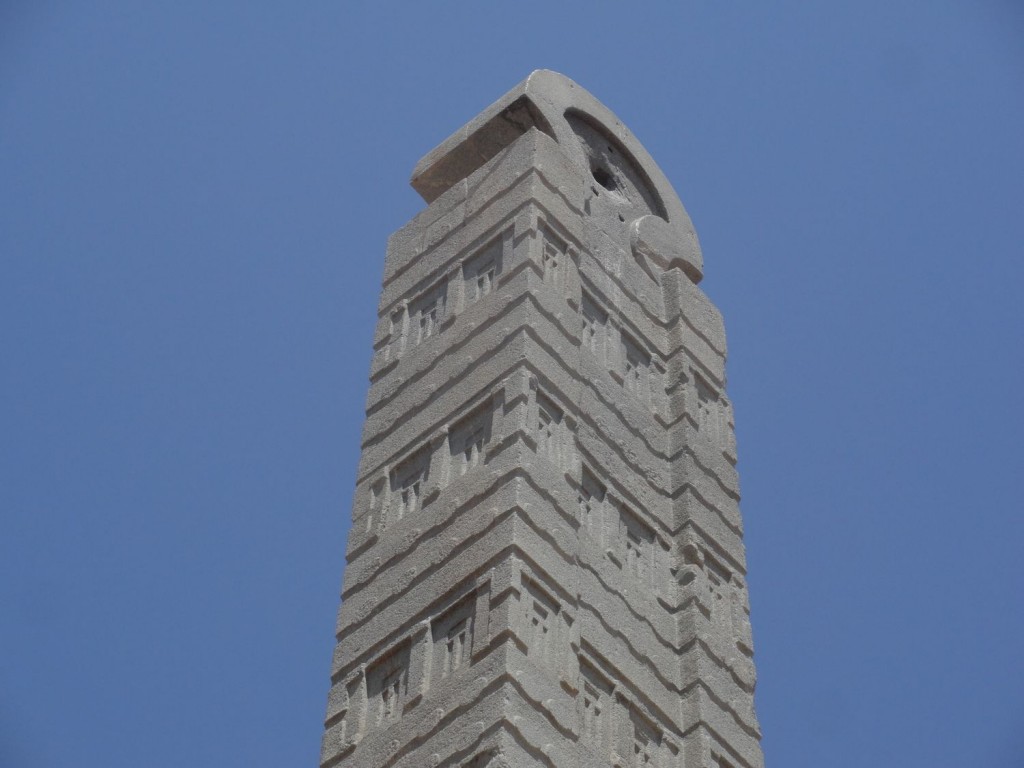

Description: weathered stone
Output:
[320,70,763,768]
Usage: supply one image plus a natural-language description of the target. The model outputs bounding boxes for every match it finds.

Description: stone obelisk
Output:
[320,71,763,768]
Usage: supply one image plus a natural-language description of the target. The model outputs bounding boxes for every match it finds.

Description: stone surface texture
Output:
[320,70,763,768]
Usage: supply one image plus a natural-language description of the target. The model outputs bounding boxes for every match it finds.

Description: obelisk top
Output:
[410,70,704,281]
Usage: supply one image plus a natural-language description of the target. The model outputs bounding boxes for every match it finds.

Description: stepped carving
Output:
[321,71,763,768]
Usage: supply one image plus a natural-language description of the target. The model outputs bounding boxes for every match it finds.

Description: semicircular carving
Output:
[565,109,666,221]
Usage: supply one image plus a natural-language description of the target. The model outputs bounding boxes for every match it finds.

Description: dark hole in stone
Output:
[592,166,616,191]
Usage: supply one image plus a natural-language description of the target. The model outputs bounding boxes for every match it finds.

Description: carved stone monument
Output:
[320,71,763,768]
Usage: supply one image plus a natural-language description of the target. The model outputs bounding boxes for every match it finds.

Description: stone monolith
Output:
[320,70,764,768]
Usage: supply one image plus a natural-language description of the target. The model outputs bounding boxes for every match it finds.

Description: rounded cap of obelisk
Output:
[410,70,704,282]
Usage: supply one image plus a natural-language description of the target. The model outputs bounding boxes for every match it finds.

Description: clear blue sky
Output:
[2,2,1022,766]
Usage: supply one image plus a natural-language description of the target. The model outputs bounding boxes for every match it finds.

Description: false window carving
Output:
[335,710,349,746]
[366,478,384,533]
[346,676,363,742]
[616,505,655,584]
[367,645,410,728]
[630,711,662,767]
[443,617,470,675]
[390,446,430,521]
[535,393,563,465]
[704,552,754,657]
[450,404,492,478]
[388,307,406,361]
[462,427,485,474]
[579,660,613,755]
[432,595,475,681]
[523,580,559,664]
[705,554,733,619]
[409,281,447,348]
[621,331,652,402]
[695,375,721,442]
[541,225,567,287]
[581,291,608,360]
[578,467,606,542]
[463,238,502,305]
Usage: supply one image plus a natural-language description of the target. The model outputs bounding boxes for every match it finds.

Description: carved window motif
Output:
[695,376,720,442]
[542,244,559,282]
[705,554,732,609]
[536,393,563,464]
[579,661,612,752]
[336,710,348,744]
[581,292,608,358]
[397,480,419,519]
[398,478,420,519]
[582,681,602,742]
[366,478,384,533]
[367,646,409,727]
[410,281,446,347]
[418,298,440,343]
[625,530,644,579]
[445,618,469,674]
[331,674,362,746]
[618,506,655,583]
[578,467,606,541]
[476,264,495,299]
[464,238,502,304]
[529,602,550,660]
[344,677,361,740]
[380,669,402,723]
[451,404,492,477]
[633,732,653,766]
[524,581,558,663]
[631,711,661,768]
[621,331,651,401]
[463,427,485,473]
[388,307,406,360]
[432,596,475,681]
[541,225,567,287]
[391,447,430,521]
[632,729,655,766]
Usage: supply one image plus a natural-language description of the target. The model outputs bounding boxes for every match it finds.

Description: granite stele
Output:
[319,70,764,768]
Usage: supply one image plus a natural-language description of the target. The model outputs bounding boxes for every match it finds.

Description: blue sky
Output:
[2,2,1022,766]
